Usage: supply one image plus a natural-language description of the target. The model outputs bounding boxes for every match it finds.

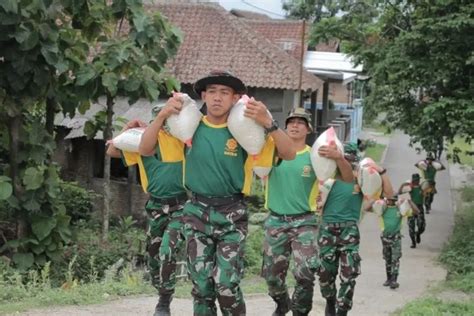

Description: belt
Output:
[269,210,313,220]
[191,193,243,207]
[150,193,188,207]
[324,221,357,228]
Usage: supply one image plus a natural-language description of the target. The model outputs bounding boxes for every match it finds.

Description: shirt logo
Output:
[301,165,312,177]
[224,138,238,157]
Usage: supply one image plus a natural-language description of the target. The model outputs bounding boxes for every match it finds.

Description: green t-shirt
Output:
[122,150,185,201]
[322,180,363,223]
[410,185,424,205]
[424,165,437,181]
[265,146,318,215]
[381,206,402,234]
[184,118,248,197]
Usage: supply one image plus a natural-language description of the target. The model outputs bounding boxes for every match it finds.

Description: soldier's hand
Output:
[158,95,183,120]
[122,119,147,132]
[318,144,343,161]
[244,97,273,128]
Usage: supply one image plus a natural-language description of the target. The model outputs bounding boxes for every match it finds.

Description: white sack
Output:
[166,93,202,147]
[110,128,145,152]
[372,199,386,216]
[357,157,382,198]
[227,95,266,157]
[415,160,428,171]
[310,127,344,182]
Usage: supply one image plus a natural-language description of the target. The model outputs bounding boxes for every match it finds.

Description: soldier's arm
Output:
[139,96,183,156]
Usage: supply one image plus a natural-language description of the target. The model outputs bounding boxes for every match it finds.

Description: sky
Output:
[217,0,287,19]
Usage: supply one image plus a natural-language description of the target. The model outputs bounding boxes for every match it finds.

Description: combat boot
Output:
[324,297,336,316]
[271,292,291,316]
[154,294,172,316]
[390,275,399,289]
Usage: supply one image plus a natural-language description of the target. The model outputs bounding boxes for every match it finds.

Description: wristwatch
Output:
[378,168,387,175]
[264,120,279,134]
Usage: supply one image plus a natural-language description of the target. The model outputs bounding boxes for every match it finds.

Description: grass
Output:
[364,143,387,163]
[363,120,392,135]
[394,186,474,315]
[448,137,474,168]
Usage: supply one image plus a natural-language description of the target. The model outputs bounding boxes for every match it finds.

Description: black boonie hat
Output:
[412,173,420,181]
[194,70,247,95]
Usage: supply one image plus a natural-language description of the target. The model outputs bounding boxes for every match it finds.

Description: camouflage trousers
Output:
[380,232,402,277]
[261,213,319,315]
[317,222,361,312]
[146,204,186,296]
[183,198,248,316]
[408,203,425,244]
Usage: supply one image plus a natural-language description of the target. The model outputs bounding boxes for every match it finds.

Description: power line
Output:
[240,0,287,18]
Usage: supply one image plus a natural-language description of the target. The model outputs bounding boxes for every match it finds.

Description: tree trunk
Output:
[9,115,27,239]
[45,97,56,135]
[101,95,114,242]
[127,166,136,216]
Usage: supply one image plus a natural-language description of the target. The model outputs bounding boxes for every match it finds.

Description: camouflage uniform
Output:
[407,203,425,246]
[184,195,247,316]
[317,222,361,312]
[261,213,319,315]
[146,200,186,295]
[380,232,402,278]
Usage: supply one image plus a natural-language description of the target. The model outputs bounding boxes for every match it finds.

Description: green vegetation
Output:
[364,143,386,163]
[395,185,474,315]
[448,137,474,168]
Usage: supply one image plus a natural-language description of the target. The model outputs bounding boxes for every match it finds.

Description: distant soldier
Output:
[415,154,445,213]
[317,143,394,316]
[376,196,417,289]
[399,174,425,248]
[261,108,323,316]
[107,118,187,316]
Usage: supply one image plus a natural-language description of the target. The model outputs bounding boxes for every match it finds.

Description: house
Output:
[54,2,323,216]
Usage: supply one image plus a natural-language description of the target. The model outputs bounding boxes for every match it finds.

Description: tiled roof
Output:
[148,3,322,91]
[230,9,272,20]
[314,39,340,52]
[242,19,306,60]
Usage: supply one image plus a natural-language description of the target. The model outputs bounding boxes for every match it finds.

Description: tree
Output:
[282,0,341,23]
[71,0,181,241]
[309,0,474,156]
[0,0,90,269]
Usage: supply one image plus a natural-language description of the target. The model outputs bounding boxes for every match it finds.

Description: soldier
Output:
[106,118,187,316]
[139,70,295,315]
[399,174,425,248]
[261,108,348,316]
[377,195,417,289]
[317,143,393,316]
[416,154,445,213]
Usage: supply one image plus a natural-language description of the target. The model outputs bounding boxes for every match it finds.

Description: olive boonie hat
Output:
[285,107,313,131]
[412,173,420,181]
[194,70,247,95]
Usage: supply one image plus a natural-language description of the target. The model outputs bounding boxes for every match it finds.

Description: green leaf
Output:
[102,72,118,95]
[23,167,44,190]
[31,217,57,241]
[12,253,35,270]
[78,100,91,115]
[0,0,18,13]
[0,181,13,200]
[76,66,97,86]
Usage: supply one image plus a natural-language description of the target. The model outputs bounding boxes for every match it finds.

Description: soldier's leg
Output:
[407,216,417,248]
[158,210,186,296]
[186,227,217,316]
[317,225,339,300]
[213,203,248,316]
[147,212,171,291]
[417,204,426,237]
[381,234,392,286]
[337,225,361,313]
[391,234,402,279]
[291,225,319,315]
[261,216,291,299]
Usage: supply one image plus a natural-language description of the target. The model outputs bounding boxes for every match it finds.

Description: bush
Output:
[59,181,99,223]
[244,225,264,275]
